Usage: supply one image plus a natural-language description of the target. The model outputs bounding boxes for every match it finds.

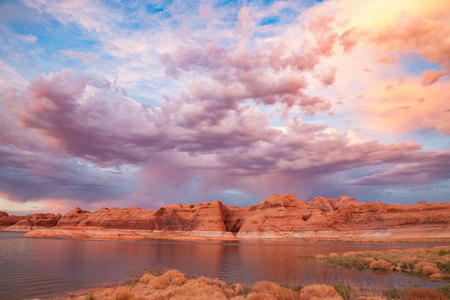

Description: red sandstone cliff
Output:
[0,211,26,230]
[9,194,450,240]
[4,213,61,231]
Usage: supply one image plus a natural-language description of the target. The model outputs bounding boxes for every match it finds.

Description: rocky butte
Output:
[1,194,449,241]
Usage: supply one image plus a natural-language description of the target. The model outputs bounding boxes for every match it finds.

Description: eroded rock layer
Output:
[3,194,449,239]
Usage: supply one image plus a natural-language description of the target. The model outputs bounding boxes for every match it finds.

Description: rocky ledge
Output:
[1,194,449,241]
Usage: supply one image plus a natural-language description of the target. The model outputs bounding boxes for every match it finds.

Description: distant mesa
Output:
[1,194,449,240]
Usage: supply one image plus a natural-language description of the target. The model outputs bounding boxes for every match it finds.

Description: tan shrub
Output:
[329,253,339,258]
[369,260,391,270]
[155,278,227,300]
[194,276,226,288]
[152,275,171,290]
[414,261,440,275]
[251,281,300,299]
[422,265,440,276]
[430,273,444,279]
[343,252,357,258]
[139,273,154,284]
[246,292,276,300]
[403,288,447,300]
[360,257,375,266]
[147,269,188,290]
[234,283,244,295]
[300,284,343,300]
[315,255,327,259]
[113,287,134,300]
[223,288,236,298]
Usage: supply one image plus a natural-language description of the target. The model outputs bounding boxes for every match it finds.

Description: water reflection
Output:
[0,232,446,300]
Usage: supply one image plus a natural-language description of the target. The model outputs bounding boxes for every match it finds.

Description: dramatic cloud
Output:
[0,0,449,213]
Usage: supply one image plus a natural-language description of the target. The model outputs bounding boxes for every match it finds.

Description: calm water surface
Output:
[0,231,448,299]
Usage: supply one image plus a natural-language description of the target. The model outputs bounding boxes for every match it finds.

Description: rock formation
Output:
[0,211,26,229]
[4,213,61,231]
[3,194,448,240]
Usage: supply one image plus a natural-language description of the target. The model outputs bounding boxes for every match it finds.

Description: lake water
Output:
[0,231,447,299]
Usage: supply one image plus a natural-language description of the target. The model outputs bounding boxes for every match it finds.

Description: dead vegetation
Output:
[315,246,450,280]
[64,269,450,300]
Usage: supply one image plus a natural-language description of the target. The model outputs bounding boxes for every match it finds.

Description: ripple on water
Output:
[0,232,447,300]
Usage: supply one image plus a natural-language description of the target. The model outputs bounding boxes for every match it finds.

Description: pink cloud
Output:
[375,56,397,64]
[370,13,450,72]
[339,28,358,54]
[421,69,446,86]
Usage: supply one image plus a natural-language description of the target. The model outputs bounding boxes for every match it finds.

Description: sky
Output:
[0,0,449,215]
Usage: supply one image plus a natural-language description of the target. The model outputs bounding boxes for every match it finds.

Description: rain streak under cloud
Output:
[0,0,449,215]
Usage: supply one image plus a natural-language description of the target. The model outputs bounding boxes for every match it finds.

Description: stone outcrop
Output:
[154,200,227,232]
[4,213,62,231]
[0,211,26,229]
[77,207,157,230]
[56,207,91,227]
[8,194,450,240]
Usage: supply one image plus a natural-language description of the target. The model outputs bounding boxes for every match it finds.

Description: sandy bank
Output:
[22,226,450,243]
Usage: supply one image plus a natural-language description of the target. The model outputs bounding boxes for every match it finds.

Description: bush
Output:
[422,265,440,276]
[251,281,300,299]
[430,273,444,279]
[414,262,440,276]
[113,287,134,300]
[361,257,375,266]
[370,260,391,270]
[403,288,447,300]
[139,273,154,284]
[342,252,357,258]
[300,284,343,300]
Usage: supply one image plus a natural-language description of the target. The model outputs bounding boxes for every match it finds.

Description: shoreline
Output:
[17,226,450,243]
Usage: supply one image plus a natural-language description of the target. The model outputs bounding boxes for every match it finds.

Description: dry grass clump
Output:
[315,255,327,259]
[360,258,375,266]
[250,281,300,299]
[403,288,447,300]
[299,284,343,300]
[154,277,228,300]
[139,274,154,284]
[317,246,450,279]
[414,262,440,276]
[342,252,358,258]
[369,260,391,270]
[72,268,450,300]
[143,269,187,290]
[113,286,137,300]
